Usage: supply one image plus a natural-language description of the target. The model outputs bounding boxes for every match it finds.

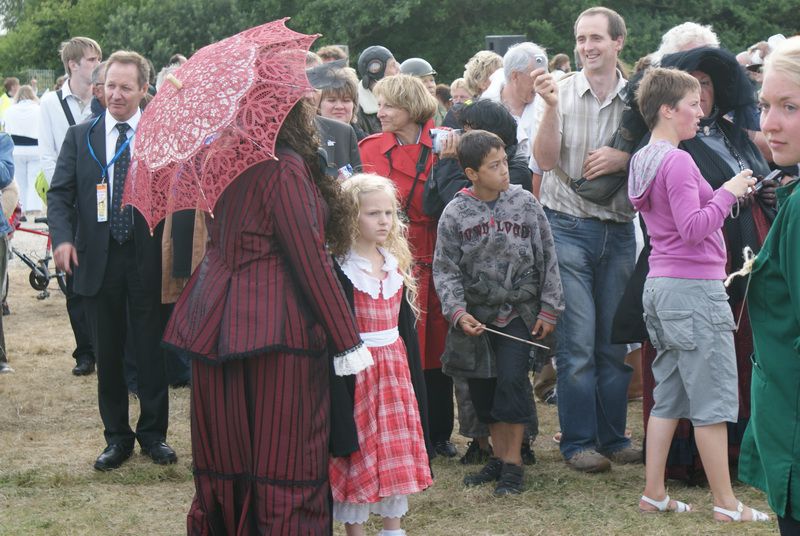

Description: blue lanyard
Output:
[86,112,134,183]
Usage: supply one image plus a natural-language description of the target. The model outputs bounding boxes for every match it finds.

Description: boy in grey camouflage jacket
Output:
[432,130,563,496]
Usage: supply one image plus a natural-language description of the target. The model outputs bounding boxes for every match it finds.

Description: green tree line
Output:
[0,0,796,84]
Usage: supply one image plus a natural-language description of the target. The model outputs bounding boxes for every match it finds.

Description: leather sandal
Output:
[639,494,692,513]
[713,501,770,522]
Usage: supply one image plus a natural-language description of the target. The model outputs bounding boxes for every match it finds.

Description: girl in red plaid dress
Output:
[328,173,433,536]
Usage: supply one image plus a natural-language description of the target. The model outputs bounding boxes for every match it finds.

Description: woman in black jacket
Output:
[428,99,533,214]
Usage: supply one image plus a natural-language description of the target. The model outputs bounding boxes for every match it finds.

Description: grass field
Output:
[0,256,777,535]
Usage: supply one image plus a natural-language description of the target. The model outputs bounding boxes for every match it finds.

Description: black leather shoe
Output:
[434,440,458,458]
[141,441,177,465]
[494,462,525,496]
[94,444,133,471]
[72,360,95,376]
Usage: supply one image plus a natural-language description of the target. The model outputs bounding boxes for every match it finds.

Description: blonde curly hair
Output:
[463,50,503,96]
[328,173,420,318]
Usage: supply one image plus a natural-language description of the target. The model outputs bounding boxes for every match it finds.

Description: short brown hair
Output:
[373,74,438,124]
[3,77,19,93]
[317,45,348,62]
[457,129,505,173]
[635,67,700,130]
[106,50,150,89]
[59,37,102,75]
[319,67,359,122]
[575,7,627,42]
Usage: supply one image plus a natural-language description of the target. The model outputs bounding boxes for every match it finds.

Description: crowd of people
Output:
[0,6,799,536]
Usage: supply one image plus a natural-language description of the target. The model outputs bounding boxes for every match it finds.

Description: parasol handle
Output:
[165,73,183,90]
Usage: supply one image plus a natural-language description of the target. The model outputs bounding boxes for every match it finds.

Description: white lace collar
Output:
[338,248,404,299]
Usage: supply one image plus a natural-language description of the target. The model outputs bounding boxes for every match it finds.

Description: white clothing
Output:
[480,68,505,100]
[38,79,93,183]
[480,72,541,173]
[13,150,42,212]
[4,100,40,139]
[358,84,379,115]
[333,495,409,524]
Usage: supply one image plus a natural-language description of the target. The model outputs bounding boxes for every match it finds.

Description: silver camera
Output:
[430,128,462,154]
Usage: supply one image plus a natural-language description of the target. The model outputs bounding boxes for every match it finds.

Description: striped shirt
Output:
[533,70,634,222]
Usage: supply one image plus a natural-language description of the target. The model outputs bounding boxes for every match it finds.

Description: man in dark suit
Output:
[48,50,175,471]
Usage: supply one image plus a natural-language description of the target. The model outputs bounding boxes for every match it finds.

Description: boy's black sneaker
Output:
[520,441,537,465]
[460,440,493,465]
[494,462,524,496]
[463,457,503,486]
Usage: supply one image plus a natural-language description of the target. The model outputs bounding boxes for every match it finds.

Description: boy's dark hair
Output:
[459,99,518,147]
[635,67,700,130]
[457,130,505,173]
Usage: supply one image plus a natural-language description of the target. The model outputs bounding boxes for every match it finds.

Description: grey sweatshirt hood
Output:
[628,140,677,212]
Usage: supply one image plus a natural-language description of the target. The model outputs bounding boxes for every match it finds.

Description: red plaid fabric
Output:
[329,285,432,503]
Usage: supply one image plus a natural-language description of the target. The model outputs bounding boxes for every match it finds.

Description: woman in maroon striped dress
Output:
[163,100,371,535]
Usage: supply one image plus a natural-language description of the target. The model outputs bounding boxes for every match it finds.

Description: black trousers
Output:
[424,368,454,443]
[65,275,94,364]
[780,499,800,536]
[84,239,168,448]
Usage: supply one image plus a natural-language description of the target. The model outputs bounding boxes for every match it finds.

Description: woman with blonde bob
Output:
[463,50,503,97]
[738,35,800,535]
[359,74,458,458]
[327,172,432,536]
[450,77,472,105]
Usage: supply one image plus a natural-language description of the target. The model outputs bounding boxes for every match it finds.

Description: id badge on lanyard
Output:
[97,183,108,222]
[86,113,133,224]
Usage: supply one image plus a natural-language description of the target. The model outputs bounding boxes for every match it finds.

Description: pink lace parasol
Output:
[123,18,319,231]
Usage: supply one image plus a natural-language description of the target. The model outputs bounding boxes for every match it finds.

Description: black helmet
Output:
[400,57,436,78]
[357,45,394,89]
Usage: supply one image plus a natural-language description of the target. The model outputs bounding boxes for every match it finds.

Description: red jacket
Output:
[359,120,448,370]
[163,148,361,362]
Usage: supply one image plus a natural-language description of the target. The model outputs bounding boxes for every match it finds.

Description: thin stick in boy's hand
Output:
[480,326,551,351]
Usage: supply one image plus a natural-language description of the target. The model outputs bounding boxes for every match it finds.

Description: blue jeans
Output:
[544,208,635,459]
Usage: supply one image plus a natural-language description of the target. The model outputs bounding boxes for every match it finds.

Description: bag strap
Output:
[404,144,431,213]
[56,90,76,126]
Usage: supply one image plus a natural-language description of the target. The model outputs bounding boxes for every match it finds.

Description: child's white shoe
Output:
[639,494,692,513]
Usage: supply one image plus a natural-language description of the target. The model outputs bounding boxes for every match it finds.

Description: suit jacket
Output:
[47,114,162,297]
[315,116,362,176]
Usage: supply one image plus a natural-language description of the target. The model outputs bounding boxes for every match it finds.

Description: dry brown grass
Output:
[0,255,778,536]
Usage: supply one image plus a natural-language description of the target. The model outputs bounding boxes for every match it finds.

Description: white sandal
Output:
[713,501,770,522]
[640,494,692,513]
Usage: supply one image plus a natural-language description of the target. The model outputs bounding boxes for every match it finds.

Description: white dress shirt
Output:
[103,109,140,206]
[38,79,94,182]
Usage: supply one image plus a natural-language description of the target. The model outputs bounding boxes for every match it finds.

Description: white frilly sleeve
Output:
[332,342,374,376]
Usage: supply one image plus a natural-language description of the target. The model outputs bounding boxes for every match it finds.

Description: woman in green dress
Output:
[738,36,800,534]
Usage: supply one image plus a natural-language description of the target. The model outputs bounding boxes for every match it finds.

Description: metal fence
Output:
[22,69,57,94]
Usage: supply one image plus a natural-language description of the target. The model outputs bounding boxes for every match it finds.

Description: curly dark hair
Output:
[277,98,353,247]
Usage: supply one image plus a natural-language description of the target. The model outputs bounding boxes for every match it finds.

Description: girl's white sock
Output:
[379,530,406,536]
